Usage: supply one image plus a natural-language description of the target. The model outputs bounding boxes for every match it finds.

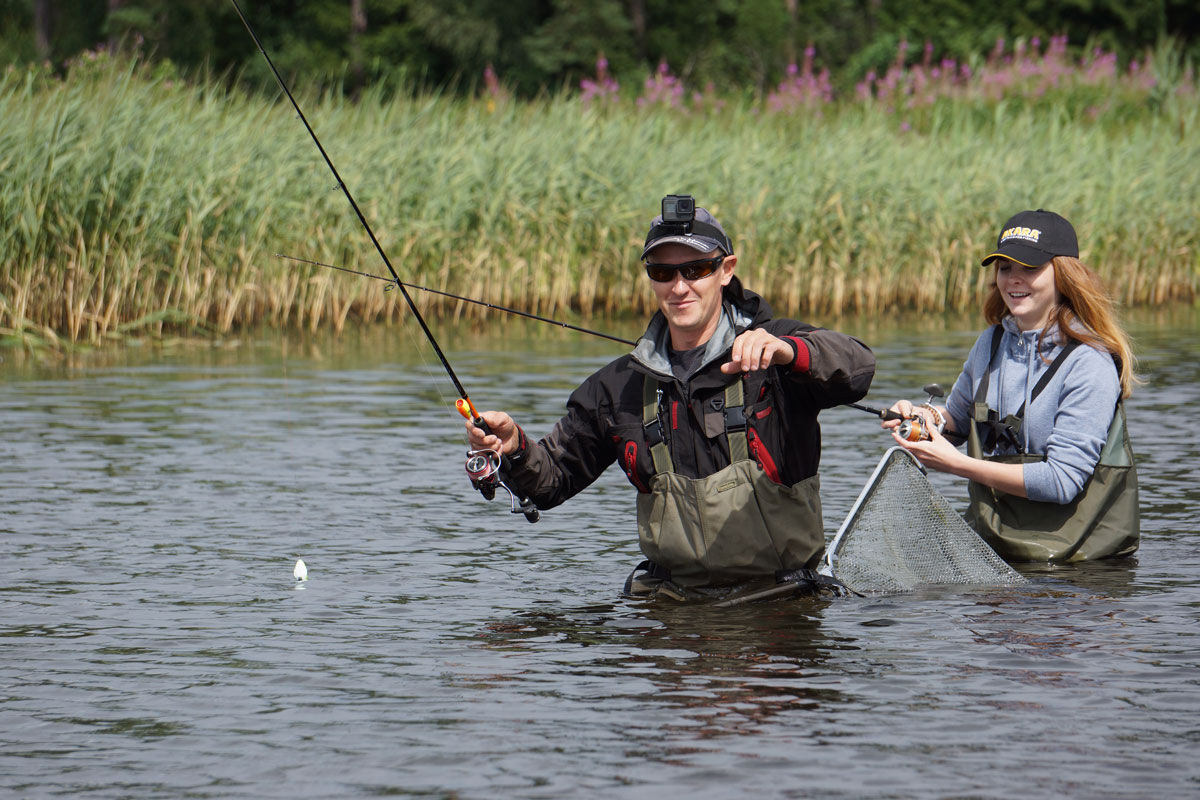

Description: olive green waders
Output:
[631,377,825,593]
[965,327,1139,562]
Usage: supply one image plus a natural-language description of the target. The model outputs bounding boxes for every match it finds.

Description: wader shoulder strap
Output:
[642,377,674,475]
[724,380,750,463]
[971,325,1081,454]
[641,375,751,477]
[970,326,1016,453]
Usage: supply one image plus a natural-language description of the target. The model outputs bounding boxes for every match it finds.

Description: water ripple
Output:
[1,315,1197,799]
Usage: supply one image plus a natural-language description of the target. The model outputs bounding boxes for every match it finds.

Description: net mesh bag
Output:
[821,447,1027,595]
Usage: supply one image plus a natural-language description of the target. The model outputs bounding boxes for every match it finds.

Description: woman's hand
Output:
[892,414,965,473]
[465,410,520,455]
[892,407,1028,496]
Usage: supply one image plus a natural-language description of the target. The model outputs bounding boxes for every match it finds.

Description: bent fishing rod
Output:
[276,253,636,346]
[230,0,539,522]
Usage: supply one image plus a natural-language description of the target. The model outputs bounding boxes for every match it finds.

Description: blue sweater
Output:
[945,317,1120,504]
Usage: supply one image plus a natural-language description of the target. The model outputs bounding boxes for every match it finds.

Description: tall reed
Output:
[1,53,1196,346]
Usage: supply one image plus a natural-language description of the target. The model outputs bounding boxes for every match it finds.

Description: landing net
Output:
[820,447,1026,595]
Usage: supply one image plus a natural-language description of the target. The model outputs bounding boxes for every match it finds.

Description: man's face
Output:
[645,243,736,349]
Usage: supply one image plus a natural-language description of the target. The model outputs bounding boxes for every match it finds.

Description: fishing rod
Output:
[230,0,539,522]
[276,253,637,346]
[850,384,946,442]
[848,403,905,421]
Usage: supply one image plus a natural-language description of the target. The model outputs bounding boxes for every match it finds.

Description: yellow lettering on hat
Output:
[1000,226,1044,244]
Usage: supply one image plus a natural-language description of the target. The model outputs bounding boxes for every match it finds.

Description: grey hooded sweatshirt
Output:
[944,316,1120,504]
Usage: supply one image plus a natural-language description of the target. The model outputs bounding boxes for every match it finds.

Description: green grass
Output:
[1,53,1197,346]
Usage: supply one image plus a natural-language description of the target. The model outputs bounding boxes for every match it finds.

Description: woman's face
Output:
[994,258,1061,332]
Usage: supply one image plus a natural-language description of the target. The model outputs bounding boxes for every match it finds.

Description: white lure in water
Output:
[293,559,308,581]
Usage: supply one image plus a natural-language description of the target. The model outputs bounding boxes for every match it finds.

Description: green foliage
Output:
[0,0,35,65]
[523,0,632,86]
[2,50,1196,345]
[7,0,1200,97]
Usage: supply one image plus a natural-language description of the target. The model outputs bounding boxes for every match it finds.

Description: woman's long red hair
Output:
[983,256,1136,398]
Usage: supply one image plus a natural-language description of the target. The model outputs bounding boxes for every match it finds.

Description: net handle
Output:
[818,446,927,578]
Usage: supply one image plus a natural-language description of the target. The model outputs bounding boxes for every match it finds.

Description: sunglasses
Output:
[644,255,725,283]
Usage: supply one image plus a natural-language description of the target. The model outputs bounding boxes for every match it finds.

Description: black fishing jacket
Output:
[503,278,876,509]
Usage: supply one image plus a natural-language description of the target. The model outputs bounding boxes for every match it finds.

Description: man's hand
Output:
[465,410,520,455]
[720,330,796,374]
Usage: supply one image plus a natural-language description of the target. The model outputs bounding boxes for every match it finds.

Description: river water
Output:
[1,308,1197,799]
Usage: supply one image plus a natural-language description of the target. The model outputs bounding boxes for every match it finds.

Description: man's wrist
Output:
[780,336,810,373]
[507,426,529,462]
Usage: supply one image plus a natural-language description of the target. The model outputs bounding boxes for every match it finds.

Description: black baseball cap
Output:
[981,209,1078,267]
[642,206,734,259]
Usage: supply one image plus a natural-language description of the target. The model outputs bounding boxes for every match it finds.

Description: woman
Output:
[885,209,1139,562]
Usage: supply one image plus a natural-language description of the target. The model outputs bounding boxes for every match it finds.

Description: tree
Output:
[629,0,646,62]
[33,0,52,60]
[350,0,367,96]
[107,0,125,50]
[524,0,634,86]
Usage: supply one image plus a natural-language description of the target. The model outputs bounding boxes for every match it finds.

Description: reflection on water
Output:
[1,307,1198,798]
[480,600,845,743]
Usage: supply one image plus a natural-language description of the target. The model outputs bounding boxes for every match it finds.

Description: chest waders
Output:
[965,326,1139,562]
[633,376,825,588]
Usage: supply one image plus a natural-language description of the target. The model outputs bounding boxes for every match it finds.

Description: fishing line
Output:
[276,253,638,347]
[283,257,923,436]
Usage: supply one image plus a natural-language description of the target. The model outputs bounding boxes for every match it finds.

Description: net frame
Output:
[819,447,1027,595]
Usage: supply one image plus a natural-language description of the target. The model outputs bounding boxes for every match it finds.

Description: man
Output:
[467,196,875,599]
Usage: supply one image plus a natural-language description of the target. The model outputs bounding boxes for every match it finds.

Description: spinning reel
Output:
[457,399,540,523]
[896,383,946,442]
[464,447,541,522]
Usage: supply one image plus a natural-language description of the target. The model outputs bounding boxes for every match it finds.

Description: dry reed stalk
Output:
[4,57,1196,346]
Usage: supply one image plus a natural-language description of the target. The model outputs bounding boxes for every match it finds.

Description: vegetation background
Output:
[5,1,1200,96]
[1,1,1197,347]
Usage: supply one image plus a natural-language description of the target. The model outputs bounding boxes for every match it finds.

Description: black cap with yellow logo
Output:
[981,209,1079,267]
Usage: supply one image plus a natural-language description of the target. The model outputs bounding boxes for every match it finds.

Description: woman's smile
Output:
[995,259,1060,331]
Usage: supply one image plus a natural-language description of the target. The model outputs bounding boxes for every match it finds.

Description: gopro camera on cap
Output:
[661,194,695,227]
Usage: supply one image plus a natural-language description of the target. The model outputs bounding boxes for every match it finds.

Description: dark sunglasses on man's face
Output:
[644,255,725,283]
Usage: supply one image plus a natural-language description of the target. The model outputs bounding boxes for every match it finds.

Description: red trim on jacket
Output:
[747,428,782,484]
[781,336,810,373]
[623,441,649,492]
